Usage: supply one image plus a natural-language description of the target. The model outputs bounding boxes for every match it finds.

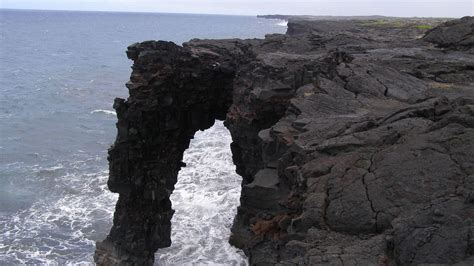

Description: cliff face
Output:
[95,17,474,265]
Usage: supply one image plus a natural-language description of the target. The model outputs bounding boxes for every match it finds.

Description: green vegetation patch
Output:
[414,24,434,30]
[359,19,436,30]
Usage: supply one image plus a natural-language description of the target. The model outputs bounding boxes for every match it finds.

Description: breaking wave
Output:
[277,20,288,27]
[90,109,116,116]
[0,159,117,264]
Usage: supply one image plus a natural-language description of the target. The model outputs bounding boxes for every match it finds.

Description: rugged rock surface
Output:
[424,16,474,49]
[95,16,474,265]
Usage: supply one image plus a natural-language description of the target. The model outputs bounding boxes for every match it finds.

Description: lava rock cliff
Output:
[95,17,474,265]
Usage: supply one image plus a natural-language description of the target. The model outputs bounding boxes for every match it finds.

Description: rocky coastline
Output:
[95,16,474,265]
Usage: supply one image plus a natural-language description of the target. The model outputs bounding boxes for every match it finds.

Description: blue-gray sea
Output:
[0,9,286,265]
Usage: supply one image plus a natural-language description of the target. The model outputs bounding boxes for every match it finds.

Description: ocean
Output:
[0,9,286,265]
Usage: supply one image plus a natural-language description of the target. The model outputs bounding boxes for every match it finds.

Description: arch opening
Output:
[155,121,247,264]
[94,40,242,265]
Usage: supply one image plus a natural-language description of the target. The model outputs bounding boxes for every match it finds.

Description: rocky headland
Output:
[95,16,474,265]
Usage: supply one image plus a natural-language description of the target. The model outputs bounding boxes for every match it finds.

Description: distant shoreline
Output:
[257,14,455,20]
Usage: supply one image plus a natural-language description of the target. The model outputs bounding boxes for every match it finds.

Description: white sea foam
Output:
[0,161,117,264]
[90,109,116,116]
[155,121,248,265]
[0,122,246,265]
[277,20,288,27]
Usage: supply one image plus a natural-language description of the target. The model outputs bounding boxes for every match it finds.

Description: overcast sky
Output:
[1,0,472,17]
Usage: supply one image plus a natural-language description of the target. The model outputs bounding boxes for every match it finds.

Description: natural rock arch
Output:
[96,17,474,265]
[94,41,239,264]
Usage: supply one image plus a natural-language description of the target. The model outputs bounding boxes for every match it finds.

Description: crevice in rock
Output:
[366,69,390,97]
[362,152,380,232]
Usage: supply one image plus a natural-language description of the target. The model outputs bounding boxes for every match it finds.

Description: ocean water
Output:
[0,9,286,265]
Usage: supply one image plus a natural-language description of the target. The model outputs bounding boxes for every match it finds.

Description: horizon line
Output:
[0,7,458,19]
[0,7,259,17]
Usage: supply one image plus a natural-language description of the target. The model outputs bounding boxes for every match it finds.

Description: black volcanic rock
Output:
[95,17,474,265]
[424,16,474,49]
